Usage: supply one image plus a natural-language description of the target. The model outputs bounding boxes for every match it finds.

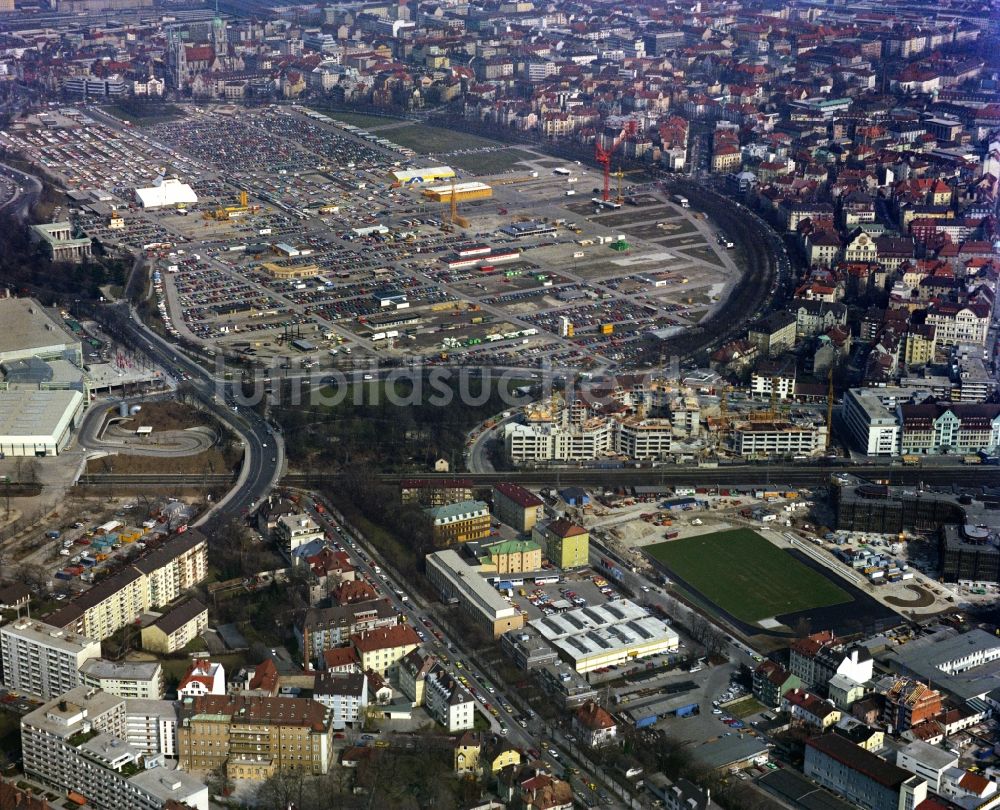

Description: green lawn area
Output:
[306,108,406,130]
[449,148,535,175]
[646,529,851,623]
[385,124,504,154]
[103,102,185,125]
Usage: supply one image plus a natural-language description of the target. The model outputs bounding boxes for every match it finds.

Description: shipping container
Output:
[634,715,658,729]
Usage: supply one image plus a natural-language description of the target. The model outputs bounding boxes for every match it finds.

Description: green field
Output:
[386,124,505,153]
[306,108,406,130]
[449,148,535,175]
[646,529,851,623]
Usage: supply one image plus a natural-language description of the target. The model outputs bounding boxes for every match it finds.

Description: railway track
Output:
[76,466,1000,489]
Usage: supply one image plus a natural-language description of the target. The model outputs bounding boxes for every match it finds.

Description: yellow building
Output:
[260,261,320,280]
[427,500,491,546]
[492,483,544,532]
[141,598,209,654]
[421,181,493,203]
[534,519,589,569]
[48,532,208,641]
[178,695,334,780]
[351,624,421,676]
[484,540,543,574]
[453,732,523,774]
[903,325,936,367]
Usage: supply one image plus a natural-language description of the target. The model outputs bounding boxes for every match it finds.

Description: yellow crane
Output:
[449,179,469,228]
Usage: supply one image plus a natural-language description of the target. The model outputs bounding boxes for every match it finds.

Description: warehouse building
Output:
[0,298,82,365]
[390,166,455,185]
[529,600,679,673]
[422,181,493,203]
[133,176,198,209]
[0,388,86,457]
[426,549,524,638]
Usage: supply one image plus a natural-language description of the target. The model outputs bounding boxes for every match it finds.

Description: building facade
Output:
[0,619,100,700]
[428,500,492,546]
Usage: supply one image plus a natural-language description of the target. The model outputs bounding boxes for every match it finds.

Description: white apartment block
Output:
[615,419,676,460]
[274,514,325,555]
[842,388,902,456]
[313,671,368,729]
[125,698,179,757]
[423,665,475,733]
[734,422,827,458]
[504,419,613,462]
[21,686,207,810]
[0,619,100,700]
[80,659,164,700]
[926,305,989,347]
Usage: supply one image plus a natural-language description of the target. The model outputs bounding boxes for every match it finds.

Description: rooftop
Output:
[0,298,80,358]
[807,734,914,789]
[148,598,207,636]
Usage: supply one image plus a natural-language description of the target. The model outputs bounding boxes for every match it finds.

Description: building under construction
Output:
[422,181,493,203]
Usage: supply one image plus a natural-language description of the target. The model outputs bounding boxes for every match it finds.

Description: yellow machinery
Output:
[492,175,537,186]
[204,190,257,221]
[448,180,469,228]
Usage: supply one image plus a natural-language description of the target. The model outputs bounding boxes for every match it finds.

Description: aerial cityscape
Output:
[0,0,997,808]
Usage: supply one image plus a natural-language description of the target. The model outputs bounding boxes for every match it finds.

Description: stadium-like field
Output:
[646,529,852,624]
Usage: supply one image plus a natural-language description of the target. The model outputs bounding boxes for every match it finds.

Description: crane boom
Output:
[595,121,637,201]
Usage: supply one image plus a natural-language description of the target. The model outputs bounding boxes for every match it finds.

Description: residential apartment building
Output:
[615,418,676,460]
[176,660,226,698]
[484,539,543,574]
[400,478,474,507]
[273,514,324,555]
[899,402,1000,455]
[0,619,100,700]
[423,665,475,733]
[79,659,164,700]
[747,312,797,358]
[427,500,491,546]
[782,688,842,730]
[299,600,399,666]
[140,599,209,654]
[804,734,927,810]
[351,625,421,677]
[177,695,334,781]
[733,421,827,458]
[880,678,943,732]
[426,550,525,638]
[125,698,179,758]
[504,419,613,462]
[533,519,589,569]
[21,686,207,810]
[753,660,801,709]
[926,303,990,347]
[47,532,208,641]
[842,388,903,456]
[492,483,544,532]
[312,671,368,728]
[896,740,958,792]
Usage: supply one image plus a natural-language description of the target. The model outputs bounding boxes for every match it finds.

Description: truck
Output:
[902,455,920,466]
[672,194,689,208]
[565,190,576,196]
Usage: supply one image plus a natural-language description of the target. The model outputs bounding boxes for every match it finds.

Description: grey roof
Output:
[149,598,207,636]
[0,298,80,358]
[882,628,1000,701]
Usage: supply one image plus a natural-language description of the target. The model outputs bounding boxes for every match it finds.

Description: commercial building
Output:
[833,479,966,534]
[299,600,399,666]
[47,531,209,641]
[426,549,525,638]
[133,177,198,209]
[529,600,679,673]
[504,418,613,462]
[926,303,990,347]
[899,402,1000,455]
[427,500,491,546]
[0,298,82,366]
[390,166,455,185]
[29,222,92,263]
[533,519,589,569]
[0,619,100,699]
[21,686,208,810]
[140,598,209,654]
[422,181,493,202]
[804,734,927,810]
[500,627,559,670]
[941,524,1000,583]
[80,659,164,700]
[896,740,958,792]
[492,483,544,533]
[842,388,902,456]
[351,624,421,677]
[0,388,86,457]
[177,694,334,781]
[881,628,1000,702]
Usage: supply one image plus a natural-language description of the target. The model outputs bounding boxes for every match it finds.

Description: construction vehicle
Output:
[595,121,637,202]
[203,190,258,221]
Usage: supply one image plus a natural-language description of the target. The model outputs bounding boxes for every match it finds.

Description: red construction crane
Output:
[595,120,637,201]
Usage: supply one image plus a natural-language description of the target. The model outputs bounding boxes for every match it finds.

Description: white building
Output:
[423,665,475,733]
[80,659,164,700]
[312,671,368,729]
[733,421,827,458]
[274,514,325,555]
[176,660,226,698]
[842,387,903,456]
[504,419,614,462]
[0,388,86,457]
[927,304,990,347]
[529,600,679,673]
[0,298,83,365]
[0,619,100,700]
[133,177,198,209]
[896,740,959,793]
[21,686,207,810]
[615,419,676,460]
[125,698,179,757]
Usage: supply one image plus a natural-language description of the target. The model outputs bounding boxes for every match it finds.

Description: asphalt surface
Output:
[116,304,283,527]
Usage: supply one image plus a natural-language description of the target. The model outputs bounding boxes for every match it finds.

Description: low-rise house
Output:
[573,701,617,748]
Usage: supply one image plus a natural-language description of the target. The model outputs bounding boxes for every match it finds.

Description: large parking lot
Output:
[10,103,744,372]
